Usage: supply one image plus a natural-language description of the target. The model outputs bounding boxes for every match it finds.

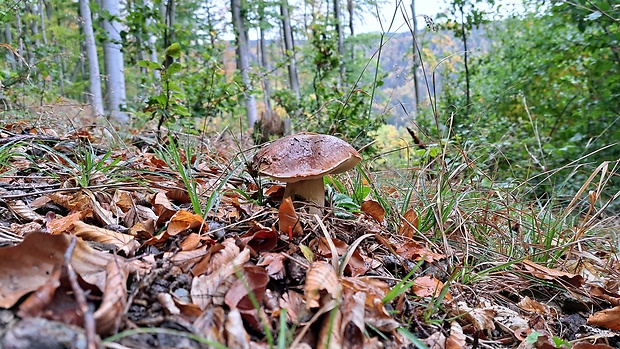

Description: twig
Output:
[64,237,97,349]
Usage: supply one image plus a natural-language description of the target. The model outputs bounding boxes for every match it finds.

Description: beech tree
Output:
[231,0,258,128]
[78,0,104,116]
[102,0,128,123]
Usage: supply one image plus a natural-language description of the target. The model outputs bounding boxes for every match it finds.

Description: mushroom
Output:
[250,132,362,214]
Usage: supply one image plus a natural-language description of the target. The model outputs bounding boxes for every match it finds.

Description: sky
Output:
[355,1,445,34]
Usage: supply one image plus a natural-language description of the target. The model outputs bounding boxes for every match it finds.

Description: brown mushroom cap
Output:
[251,132,362,182]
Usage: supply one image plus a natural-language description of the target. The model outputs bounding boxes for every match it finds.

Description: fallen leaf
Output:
[451,302,496,331]
[225,308,250,349]
[412,275,451,301]
[446,321,466,349]
[522,260,584,287]
[396,241,445,263]
[47,211,87,234]
[587,306,620,331]
[572,343,616,349]
[152,191,177,227]
[278,197,303,237]
[361,200,385,223]
[257,253,286,280]
[400,209,419,238]
[305,261,341,309]
[72,221,139,255]
[94,256,129,334]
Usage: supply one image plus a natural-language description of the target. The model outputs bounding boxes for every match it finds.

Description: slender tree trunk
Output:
[333,0,345,86]
[5,24,16,70]
[145,0,160,79]
[411,0,421,114]
[102,0,128,123]
[280,0,299,99]
[259,7,273,118]
[163,0,176,69]
[460,4,470,119]
[232,0,258,128]
[79,0,105,115]
[347,0,354,60]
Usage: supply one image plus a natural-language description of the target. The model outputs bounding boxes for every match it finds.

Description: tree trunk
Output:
[411,0,421,114]
[102,0,128,123]
[280,0,299,100]
[333,0,345,86]
[5,24,16,70]
[163,0,176,69]
[460,4,470,120]
[79,0,105,116]
[231,0,258,128]
[145,0,160,79]
[347,0,354,60]
[259,7,273,118]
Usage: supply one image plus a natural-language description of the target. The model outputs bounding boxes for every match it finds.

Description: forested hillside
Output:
[0,1,619,348]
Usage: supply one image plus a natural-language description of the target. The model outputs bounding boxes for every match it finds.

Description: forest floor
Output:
[0,103,619,349]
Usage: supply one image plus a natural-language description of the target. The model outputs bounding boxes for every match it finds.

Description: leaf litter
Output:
[0,122,618,348]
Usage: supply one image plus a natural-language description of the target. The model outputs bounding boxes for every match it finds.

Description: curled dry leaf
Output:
[224,265,270,311]
[305,261,341,309]
[94,256,129,334]
[341,291,366,349]
[280,290,307,323]
[587,306,620,331]
[361,200,385,223]
[451,302,496,332]
[572,343,616,349]
[278,196,303,237]
[17,265,62,318]
[521,260,584,287]
[47,211,88,234]
[396,241,445,263]
[241,226,278,253]
[425,331,446,349]
[257,252,286,280]
[152,191,177,226]
[167,209,207,236]
[225,308,250,349]
[6,199,44,222]
[399,209,419,238]
[446,321,466,349]
[72,220,139,255]
[158,292,181,315]
[517,296,558,316]
[317,306,342,349]
[191,247,251,310]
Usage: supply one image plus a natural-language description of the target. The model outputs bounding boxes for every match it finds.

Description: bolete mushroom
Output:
[250,132,362,214]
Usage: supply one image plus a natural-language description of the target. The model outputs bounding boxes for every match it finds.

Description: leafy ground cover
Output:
[0,109,618,349]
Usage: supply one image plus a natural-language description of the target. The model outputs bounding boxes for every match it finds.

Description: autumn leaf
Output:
[278,197,303,237]
[399,208,419,238]
[361,200,385,223]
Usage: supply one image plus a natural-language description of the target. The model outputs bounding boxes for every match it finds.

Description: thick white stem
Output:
[283,178,325,215]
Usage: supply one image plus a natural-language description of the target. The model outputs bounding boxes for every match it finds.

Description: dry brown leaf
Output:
[257,252,286,280]
[265,184,286,198]
[522,260,584,287]
[224,266,270,311]
[400,208,419,238]
[446,321,466,349]
[0,233,69,307]
[587,306,620,331]
[240,226,279,253]
[279,290,307,323]
[517,296,558,316]
[194,306,226,344]
[225,308,250,349]
[167,209,207,236]
[112,190,134,213]
[451,302,496,331]
[589,285,620,306]
[305,261,341,309]
[341,291,366,349]
[278,197,303,237]
[344,249,376,277]
[191,247,250,310]
[317,306,342,349]
[361,200,385,223]
[124,204,157,228]
[73,220,139,255]
[425,332,446,349]
[94,256,129,334]
[158,292,181,315]
[396,241,445,263]
[16,265,62,318]
[316,237,348,258]
[152,191,177,226]
[6,199,44,222]
[180,233,205,251]
[47,211,87,234]
[412,275,451,300]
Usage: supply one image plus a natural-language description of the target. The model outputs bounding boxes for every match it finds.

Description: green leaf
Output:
[137,60,161,70]
[165,43,182,58]
[166,62,182,75]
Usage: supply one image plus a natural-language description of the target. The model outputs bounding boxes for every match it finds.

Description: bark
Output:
[259,6,273,118]
[102,0,128,123]
[79,0,105,115]
[347,0,354,60]
[5,24,16,70]
[145,0,160,79]
[333,0,345,86]
[231,0,258,128]
[280,0,300,99]
[411,0,421,113]
[163,0,176,69]
[460,4,471,120]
